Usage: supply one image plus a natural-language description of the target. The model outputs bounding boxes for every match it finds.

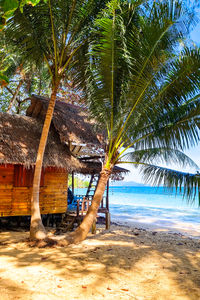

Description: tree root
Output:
[27,235,73,248]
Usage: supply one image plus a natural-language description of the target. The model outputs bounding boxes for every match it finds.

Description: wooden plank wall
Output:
[0,165,68,217]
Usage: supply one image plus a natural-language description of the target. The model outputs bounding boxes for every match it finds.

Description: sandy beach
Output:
[110,218,200,239]
[0,224,200,300]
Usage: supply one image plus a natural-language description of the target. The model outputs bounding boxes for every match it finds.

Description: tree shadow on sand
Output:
[0,227,200,299]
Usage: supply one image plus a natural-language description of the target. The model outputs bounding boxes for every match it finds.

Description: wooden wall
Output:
[0,164,68,217]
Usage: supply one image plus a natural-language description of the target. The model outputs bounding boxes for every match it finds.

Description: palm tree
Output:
[0,0,43,30]
[4,0,107,240]
[68,0,200,244]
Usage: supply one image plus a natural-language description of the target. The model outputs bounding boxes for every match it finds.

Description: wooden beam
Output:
[72,171,74,195]
[71,145,76,153]
[69,141,72,152]
[80,155,104,161]
[73,145,82,155]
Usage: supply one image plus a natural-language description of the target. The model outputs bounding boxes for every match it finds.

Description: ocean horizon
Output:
[75,185,200,237]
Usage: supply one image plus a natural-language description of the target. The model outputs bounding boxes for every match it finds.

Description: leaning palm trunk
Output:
[68,163,113,244]
[30,83,59,240]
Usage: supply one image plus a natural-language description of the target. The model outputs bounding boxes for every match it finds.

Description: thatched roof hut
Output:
[0,112,82,170]
[0,112,87,217]
[0,107,128,219]
[27,94,101,147]
[26,95,128,178]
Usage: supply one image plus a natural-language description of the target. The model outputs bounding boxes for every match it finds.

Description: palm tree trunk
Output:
[30,83,59,240]
[68,163,113,244]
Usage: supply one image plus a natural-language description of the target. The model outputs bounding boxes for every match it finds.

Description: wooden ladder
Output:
[84,174,110,232]
[86,174,100,198]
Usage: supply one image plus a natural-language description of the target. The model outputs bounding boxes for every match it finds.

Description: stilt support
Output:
[105,212,110,230]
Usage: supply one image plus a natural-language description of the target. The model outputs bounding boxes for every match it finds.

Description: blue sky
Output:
[124,14,200,183]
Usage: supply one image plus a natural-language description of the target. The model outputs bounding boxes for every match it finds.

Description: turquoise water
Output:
[75,186,200,235]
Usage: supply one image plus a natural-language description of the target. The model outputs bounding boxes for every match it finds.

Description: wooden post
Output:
[106,179,109,210]
[77,199,80,217]
[46,214,50,227]
[72,171,74,195]
[105,212,110,230]
[106,179,110,229]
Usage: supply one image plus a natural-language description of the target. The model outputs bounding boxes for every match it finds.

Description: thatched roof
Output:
[0,112,83,170]
[26,95,101,146]
[78,162,129,180]
[25,95,129,178]
[79,162,128,175]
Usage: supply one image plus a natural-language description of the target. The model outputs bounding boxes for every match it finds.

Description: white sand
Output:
[111,217,200,238]
[1,224,200,300]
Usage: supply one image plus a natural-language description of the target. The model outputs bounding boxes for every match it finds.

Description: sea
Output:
[75,186,200,237]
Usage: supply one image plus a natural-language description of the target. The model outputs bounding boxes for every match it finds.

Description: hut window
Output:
[14,165,44,187]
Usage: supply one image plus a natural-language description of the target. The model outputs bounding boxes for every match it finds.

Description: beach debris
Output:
[176,242,183,246]
[41,256,48,261]
[82,286,87,289]
[133,232,139,236]
[57,285,62,288]
[152,231,157,235]
[121,288,129,291]
[107,287,111,290]
[91,247,100,252]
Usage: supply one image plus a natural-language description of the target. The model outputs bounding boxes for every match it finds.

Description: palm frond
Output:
[4,0,108,81]
[81,0,132,130]
[122,148,199,170]
[123,0,196,110]
[132,96,200,151]
[136,163,200,203]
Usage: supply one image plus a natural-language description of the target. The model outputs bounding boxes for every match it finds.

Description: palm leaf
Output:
[122,148,199,170]
[136,163,200,203]
[132,96,200,151]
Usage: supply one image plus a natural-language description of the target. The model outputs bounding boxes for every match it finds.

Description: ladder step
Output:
[86,174,100,197]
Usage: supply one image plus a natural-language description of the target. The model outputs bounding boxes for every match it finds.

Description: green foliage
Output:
[4,0,108,88]
[0,31,51,113]
[75,0,200,201]
[68,175,89,189]
[1,0,18,19]
[0,71,51,114]
[0,0,43,29]
[2,0,200,202]
[139,164,200,205]
[0,72,8,86]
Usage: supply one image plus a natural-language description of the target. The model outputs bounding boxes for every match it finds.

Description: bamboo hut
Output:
[0,95,128,222]
[27,95,128,174]
[0,112,83,217]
